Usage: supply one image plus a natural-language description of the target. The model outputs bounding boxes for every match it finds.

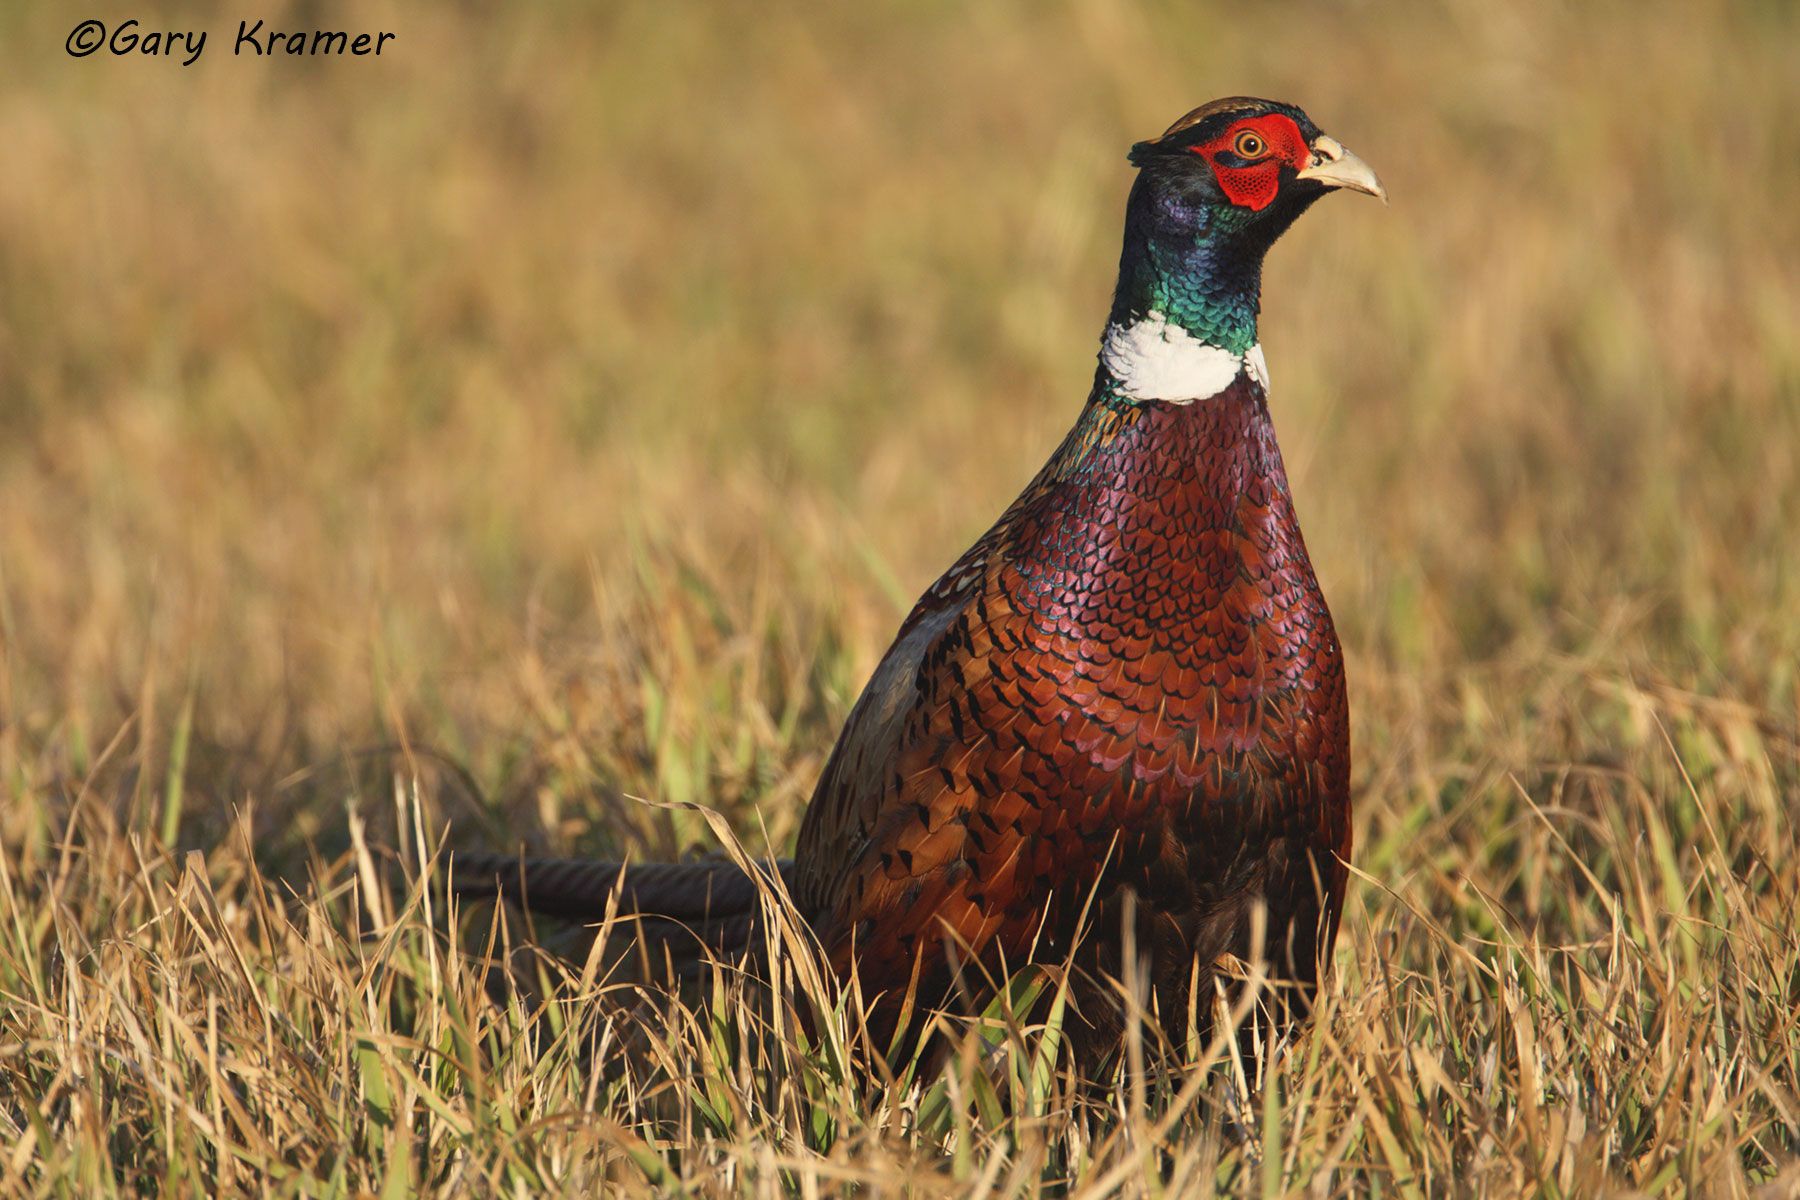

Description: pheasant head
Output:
[1103,97,1383,401]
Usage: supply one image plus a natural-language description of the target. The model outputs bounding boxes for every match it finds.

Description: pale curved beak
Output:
[1296,135,1386,204]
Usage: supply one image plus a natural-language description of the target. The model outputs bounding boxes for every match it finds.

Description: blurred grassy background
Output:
[2,0,1799,1191]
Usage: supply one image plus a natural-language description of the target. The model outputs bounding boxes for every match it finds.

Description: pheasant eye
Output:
[1232,131,1267,158]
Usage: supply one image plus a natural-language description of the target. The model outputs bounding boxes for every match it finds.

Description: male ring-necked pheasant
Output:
[456,97,1383,1057]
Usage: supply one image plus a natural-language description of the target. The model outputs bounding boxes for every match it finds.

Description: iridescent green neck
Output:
[1108,193,1262,356]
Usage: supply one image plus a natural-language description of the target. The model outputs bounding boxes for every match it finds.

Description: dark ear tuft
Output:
[1128,140,1160,168]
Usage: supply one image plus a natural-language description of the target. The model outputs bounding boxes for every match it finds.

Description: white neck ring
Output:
[1099,314,1261,403]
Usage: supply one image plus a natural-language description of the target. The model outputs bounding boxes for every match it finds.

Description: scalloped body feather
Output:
[793,370,1350,1050]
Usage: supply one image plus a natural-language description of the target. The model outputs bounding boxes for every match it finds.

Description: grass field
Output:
[3,0,1800,1193]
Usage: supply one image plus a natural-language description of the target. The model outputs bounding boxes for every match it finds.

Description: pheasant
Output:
[455,97,1382,1058]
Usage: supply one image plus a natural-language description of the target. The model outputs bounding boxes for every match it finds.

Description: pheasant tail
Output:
[449,853,798,964]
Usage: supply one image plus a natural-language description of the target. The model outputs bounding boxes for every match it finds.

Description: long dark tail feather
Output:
[447,853,798,948]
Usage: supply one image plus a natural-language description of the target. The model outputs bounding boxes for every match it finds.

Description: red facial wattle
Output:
[1188,115,1311,212]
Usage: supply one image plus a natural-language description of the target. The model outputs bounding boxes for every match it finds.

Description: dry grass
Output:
[3,0,1800,1193]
